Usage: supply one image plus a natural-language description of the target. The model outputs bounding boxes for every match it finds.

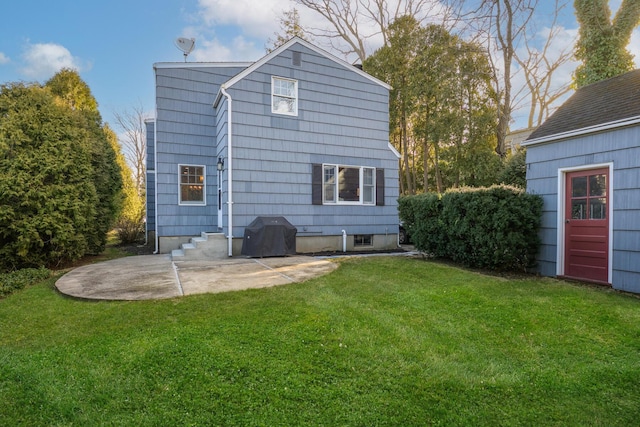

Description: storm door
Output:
[564,168,609,283]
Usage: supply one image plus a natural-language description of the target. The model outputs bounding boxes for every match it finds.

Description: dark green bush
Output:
[499,148,527,188]
[0,77,121,271]
[399,193,447,257]
[0,267,51,298]
[398,185,543,271]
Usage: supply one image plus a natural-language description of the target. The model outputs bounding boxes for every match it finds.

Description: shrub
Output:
[399,193,447,257]
[0,267,51,298]
[115,216,144,244]
[499,148,527,188]
[398,185,543,271]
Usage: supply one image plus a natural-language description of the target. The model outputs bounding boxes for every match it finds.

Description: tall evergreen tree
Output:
[0,70,122,270]
[365,16,499,194]
[0,83,98,269]
[45,69,122,254]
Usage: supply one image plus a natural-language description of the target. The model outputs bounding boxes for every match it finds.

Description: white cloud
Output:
[188,0,456,64]
[196,0,283,39]
[190,35,263,62]
[0,52,9,64]
[20,43,86,79]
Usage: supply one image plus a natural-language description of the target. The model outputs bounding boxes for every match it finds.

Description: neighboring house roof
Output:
[524,69,640,146]
[505,127,535,152]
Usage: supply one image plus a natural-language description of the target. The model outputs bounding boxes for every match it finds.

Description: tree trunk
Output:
[401,112,414,195]
[422,138,429,192]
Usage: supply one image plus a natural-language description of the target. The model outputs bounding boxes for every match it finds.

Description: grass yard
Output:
[1,256,639,426]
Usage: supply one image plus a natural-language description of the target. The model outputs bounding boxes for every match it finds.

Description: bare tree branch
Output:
[294,0,456,62]
[514,0,574,128]
[113,103,147,198]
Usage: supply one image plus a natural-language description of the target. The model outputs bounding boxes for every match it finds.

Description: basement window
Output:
[354,234,373,247]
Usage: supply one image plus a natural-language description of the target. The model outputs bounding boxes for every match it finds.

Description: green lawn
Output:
[1,256,639,426]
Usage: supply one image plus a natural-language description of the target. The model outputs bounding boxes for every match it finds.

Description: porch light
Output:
[217,157,225,171]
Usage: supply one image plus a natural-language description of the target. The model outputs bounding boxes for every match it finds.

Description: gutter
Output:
[219,86,234,257]
[523,115,640,147]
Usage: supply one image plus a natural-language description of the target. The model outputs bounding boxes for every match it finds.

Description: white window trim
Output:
[271,76,298,116]
[178,164,206,206]
[322,164,376,206]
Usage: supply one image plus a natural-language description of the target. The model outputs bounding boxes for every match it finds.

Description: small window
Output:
[179,165,205,205]
[272,76,298,116]
[354,235,373,247]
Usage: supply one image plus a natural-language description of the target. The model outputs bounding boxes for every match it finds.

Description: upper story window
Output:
[323,164,376,205]
[272,76,298,116]
[179,165,205,205]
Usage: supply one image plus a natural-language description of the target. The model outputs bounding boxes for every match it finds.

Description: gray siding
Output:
[217,43,398,238]
[527,124,640,293]
[154,65,246,240]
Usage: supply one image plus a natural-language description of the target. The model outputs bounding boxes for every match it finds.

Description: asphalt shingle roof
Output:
[526,69,640,141]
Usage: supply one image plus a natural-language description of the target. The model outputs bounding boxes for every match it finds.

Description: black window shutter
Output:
[376,168,385,206]
[312,164,322,205]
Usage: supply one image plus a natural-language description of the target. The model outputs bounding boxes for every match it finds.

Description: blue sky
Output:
[0,0,287,127]
[1,0,638,131]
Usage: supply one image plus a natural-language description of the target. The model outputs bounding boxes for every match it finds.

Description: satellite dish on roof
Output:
[175,37,195,61]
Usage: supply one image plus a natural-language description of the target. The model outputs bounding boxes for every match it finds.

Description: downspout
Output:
[341,229,347,253]
[153,121,159,253]
[152,76,160,254]
[220,86,234,256]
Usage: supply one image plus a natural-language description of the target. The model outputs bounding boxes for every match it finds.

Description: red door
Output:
[564,168,609,283]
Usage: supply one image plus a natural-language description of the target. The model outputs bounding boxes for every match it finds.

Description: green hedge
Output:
[399,186,543,271]
[0,267,51,298]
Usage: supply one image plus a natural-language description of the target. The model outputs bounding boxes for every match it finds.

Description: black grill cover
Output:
[241,216,297,257]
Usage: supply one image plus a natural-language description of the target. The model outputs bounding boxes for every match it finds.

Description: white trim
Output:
[523,116,640,147]
[388,142,401,159]
[556,162,613,284]
[178,164,207,206]
[271,76,298,116]
[153,62,252,70]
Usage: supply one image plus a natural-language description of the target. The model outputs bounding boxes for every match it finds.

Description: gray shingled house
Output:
[524,69,640,293]
[145,38,400,258]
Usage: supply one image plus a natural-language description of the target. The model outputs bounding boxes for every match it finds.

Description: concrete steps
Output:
[171,232,228,261]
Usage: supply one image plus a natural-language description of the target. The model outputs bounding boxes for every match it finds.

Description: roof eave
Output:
[523,115,640,147]
[153,62,252,69]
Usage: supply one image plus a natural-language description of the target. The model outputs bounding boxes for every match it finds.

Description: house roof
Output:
[524,69,640,146]
[153,62,252,69]
[220,37,391,92]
